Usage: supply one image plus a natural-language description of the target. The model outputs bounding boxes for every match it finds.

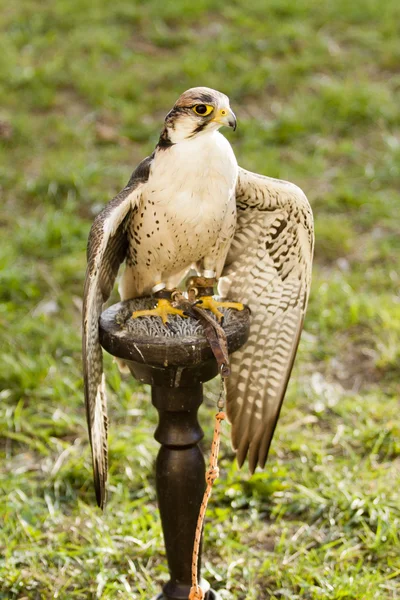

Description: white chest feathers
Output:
[145,132,238,225]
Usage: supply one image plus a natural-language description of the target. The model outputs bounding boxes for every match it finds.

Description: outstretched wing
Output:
[82,156,152,508]
[219,167,314,472]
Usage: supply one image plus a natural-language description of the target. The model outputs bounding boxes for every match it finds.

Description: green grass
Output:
[1,0,400,598]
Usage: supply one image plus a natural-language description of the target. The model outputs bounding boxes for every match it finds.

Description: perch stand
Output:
[99,298,250,600]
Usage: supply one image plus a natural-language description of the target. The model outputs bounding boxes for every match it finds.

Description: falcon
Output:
[83,87,314,508]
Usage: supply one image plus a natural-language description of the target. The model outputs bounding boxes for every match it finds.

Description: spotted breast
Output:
[121,130,238,297]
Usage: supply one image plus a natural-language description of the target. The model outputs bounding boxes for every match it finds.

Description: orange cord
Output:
[189,411,226,600]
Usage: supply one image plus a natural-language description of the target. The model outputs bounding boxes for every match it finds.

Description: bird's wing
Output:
[82,156,152,508]
[219,167,314,472]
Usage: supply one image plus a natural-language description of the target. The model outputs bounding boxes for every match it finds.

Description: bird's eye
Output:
[193,104,214,116]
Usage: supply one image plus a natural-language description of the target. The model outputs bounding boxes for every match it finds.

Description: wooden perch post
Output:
[99,298,250,600]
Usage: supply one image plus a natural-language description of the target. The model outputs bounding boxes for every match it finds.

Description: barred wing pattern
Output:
[82,182,145,509]
[219,167,314,472]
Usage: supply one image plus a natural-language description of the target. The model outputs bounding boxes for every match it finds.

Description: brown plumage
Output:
[219,168,314,472]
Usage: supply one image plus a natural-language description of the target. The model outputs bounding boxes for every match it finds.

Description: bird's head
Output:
[159,87,237,146]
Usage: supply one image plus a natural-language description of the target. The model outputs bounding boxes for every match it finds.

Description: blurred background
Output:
[1,1,399,598]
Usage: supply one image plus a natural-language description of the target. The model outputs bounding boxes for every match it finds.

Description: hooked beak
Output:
[213,107,237,131]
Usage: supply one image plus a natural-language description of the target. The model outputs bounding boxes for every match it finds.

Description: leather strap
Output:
[172,292,230,377]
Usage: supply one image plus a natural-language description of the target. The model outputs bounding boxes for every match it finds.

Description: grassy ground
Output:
[1,0,400,598]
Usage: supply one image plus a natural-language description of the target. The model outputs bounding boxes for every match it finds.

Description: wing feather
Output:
[82,157,152,508]
[219,167,314,472]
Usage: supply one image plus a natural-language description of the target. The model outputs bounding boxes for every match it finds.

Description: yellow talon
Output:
[195,296,244,322]
[131,298,186,325]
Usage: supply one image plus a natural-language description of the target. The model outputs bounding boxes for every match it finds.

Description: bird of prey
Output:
[83,87,314,508]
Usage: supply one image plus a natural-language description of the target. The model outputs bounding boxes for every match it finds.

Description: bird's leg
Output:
[131,284,186,325]
[186,272,244,323]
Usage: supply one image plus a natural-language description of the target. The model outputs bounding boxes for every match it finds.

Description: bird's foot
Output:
[131,291,186,325]
[186,276,244,323]
[195,296,244,322]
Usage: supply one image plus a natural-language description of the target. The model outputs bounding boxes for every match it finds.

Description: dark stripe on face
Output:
[167,106,191,118]
[165,106,192,129]
[196,93,214,104]
[190,120,209,136]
